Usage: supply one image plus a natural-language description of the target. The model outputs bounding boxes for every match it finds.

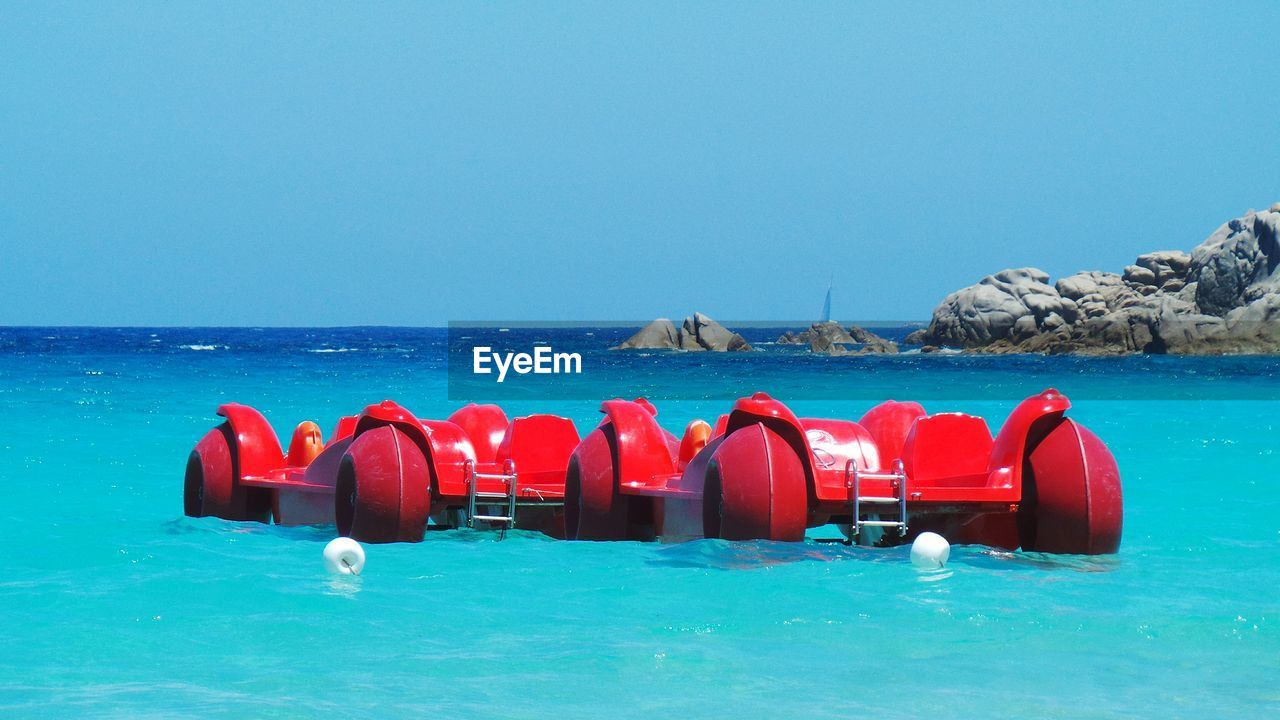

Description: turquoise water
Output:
[2,328,1277,718]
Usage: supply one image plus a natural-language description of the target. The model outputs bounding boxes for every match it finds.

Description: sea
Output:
[1,326,1276,718]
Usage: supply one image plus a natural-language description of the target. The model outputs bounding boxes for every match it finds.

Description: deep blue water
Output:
[2,327,1277,718]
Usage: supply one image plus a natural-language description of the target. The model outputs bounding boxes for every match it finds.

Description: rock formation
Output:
[906,204,1280,355]
[778,321,898,354]
[613,318,679,350]
[614,313,752,351]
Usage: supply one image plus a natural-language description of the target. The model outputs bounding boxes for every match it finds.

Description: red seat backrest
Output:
[858,400,926,464]
[329,416,358,445]
[901,413,993,483]
[711,414,729,438]
[495,415,581,473]
[447,404,510,464]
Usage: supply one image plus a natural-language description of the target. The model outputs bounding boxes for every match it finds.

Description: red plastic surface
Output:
[336,424,432,543]
[565,425,631,540]
[712,414,728,438]
[185,411,274,522]
[419,419,479,497]
[354,399,422,434]
[988,389,1071,478]
[447,403,509,464]
[858,400,926,464]
[216,403,285,478]
[800,418,896,505]
[600,399,677,487]
[1024,418,1123,554]
[632,397,659,417]
[900,413,994,486]
[706,423,807,541]
[496,415,580,474]
[185,427,243,518]
[722,393,816,489]
[351,401,477,499]
[331,416,358,444]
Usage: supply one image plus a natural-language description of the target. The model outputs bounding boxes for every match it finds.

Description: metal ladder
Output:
[465,459,519,533]
[845,458,908,542]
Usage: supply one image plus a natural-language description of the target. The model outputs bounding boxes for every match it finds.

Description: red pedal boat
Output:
[185,400,580,542]
[565,389,1122,554]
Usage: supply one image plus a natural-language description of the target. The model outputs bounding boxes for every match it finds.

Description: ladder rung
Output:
[857,496,900,504]
[854,472,904,481]
[471,514,514,523]
[858,520,907,528]
[473,473,516,481]
[474,496,561,504]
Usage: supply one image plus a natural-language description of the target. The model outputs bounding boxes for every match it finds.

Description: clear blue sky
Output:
[3,2,1278,326]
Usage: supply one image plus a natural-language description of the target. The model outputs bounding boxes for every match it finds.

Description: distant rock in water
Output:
[909,203,1280,355]
[778,321,854,350]
[778,321,898,355]
[613,318,679,350]
[613,313,752,351]
[682,313,752,351]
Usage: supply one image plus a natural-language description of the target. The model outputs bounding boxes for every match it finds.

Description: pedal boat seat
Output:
[900,413,994,488]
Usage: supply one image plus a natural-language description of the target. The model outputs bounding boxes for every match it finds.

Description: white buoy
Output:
[910,532,950,569]
[323,537,366,575]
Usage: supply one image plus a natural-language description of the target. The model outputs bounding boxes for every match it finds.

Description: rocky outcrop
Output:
[910,268,1077,347]
[1190,209,1280,315]
[613,318,680,350]
[682,313,752,351]
[778,321,898,354]
[847,337,899,355]
[1131,251,1192,292]
[779,321,855,349]
[614,313,751,351]
[910,204,1280,355]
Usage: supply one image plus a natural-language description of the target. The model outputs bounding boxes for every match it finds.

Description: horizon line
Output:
[0,320,929,330]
